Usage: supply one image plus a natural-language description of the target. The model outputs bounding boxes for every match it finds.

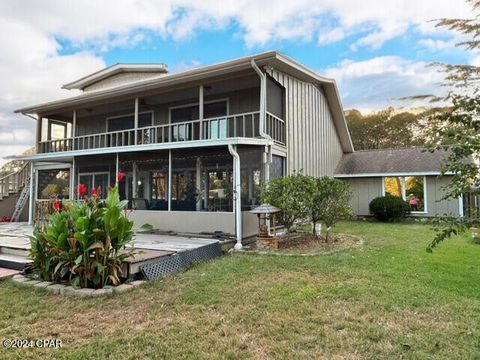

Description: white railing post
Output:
[72,109,76,150]
[199,85,204,140]
[134,97,139,145]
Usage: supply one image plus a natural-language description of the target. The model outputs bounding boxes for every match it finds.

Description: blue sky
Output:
[0,0,476,163]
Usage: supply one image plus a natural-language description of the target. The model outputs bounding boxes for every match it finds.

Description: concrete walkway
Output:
[0,267,19,279]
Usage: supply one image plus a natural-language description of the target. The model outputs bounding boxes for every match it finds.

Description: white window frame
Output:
[382,175,428,214]
[105,110,154,132]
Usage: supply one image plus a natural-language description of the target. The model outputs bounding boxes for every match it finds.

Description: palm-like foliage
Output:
[30,186,135,288]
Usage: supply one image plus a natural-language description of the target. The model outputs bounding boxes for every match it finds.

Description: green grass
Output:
[1,221,480,359]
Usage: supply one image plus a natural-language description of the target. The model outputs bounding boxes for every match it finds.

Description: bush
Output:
[30,185,136,289]
[261,173,310,231]
[307,177,352,240]
[369,195,410,222]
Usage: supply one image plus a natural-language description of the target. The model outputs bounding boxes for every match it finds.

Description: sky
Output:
[0,0,476,165]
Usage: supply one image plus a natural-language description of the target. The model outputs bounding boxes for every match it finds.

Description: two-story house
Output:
[12,51,467,250]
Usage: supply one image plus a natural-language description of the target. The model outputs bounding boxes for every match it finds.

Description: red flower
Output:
[76,183,87,197]
[53,199,61,211]
[117,172,126,183]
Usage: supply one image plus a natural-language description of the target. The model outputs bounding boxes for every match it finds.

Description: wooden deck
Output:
[0,223,220,276]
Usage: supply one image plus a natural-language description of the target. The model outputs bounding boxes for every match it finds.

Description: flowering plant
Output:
[30,175,139,289]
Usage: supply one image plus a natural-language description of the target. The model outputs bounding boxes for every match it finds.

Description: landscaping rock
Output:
[113,284,133,293]
[12,275,28,283]
[33,281,53,289]
[128,280,146,288]
[74,288,95,297]
[21,280,41,286]
[91,288,113,297]
[47,284,67,295]
[60,286,77,296]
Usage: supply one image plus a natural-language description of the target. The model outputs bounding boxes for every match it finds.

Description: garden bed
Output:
[248,232,363,255]
[278,233,361,253]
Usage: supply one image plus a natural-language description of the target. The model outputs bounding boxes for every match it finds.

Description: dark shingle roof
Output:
[334,148,450,176]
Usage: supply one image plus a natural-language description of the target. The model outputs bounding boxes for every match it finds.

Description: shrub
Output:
[369,195,410,222]
[307,177,353,241]
[30,185,136,289]
[261,173,310,232]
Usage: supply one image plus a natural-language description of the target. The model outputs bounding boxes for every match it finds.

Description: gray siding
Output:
[343,177,383,216]
[266,68,343,177]
[426,176,460,216]
[343,176,460,217]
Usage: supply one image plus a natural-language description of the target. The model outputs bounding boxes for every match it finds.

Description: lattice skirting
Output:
[140,242,221,280]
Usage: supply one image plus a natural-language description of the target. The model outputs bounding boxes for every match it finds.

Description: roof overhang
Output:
[15,50,354,153]
[9,137,272,162]
[333,171,451,178]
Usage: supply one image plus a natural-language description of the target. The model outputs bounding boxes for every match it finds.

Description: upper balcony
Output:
[38,111,285,154]
[35,72,286,155]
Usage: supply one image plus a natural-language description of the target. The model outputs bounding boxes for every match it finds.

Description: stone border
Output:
[10,275,147,297]
[234,234,364,257]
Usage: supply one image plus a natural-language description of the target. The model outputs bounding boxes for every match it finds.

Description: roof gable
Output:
[62,63,168,91]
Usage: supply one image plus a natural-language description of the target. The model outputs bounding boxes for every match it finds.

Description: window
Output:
[384,176,426,212]
[78,172,110,198]
[107,112,153,132]
[170,100,228,141]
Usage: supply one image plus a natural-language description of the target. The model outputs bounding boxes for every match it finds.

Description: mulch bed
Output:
[276,233,360,254]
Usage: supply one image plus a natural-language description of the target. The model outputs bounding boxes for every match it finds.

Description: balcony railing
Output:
[38,111,285,153]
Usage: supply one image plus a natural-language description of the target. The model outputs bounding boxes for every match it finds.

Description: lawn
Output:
[1,221,480,359]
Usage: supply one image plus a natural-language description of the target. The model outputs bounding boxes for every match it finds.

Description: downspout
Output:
[228,144,243,250]
[250,59,270,140]
[251,59,272,182]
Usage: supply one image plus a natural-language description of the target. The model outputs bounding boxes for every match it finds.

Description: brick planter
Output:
[11,275,146,297]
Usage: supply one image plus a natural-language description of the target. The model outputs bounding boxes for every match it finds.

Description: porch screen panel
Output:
[270,155,285,180]
[37,169,70,200]
[238,146,263,210]
[171,148,233,212]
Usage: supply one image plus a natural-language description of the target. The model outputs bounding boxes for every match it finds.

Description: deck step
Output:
[0,246,30,257]
[0,253,32,271]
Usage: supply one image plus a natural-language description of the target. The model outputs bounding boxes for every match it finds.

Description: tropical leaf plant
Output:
[29,185,139,289]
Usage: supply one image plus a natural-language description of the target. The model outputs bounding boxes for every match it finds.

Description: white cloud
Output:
[323,56,447,110]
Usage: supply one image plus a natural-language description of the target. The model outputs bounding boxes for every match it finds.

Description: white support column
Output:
[196,157,202,211]
[134,97,139,145]
[199,85,204,140]
[263,145,272,183]
[228,144,242,250]
[168,150,172,211]
[70,158,75,200]
[132,161,137,199]
[115,153,119,185]
[28,162,35,225]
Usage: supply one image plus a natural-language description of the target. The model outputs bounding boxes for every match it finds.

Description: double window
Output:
[78,172,110,199]
[383,176,427,213]
[169,100,228,141]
